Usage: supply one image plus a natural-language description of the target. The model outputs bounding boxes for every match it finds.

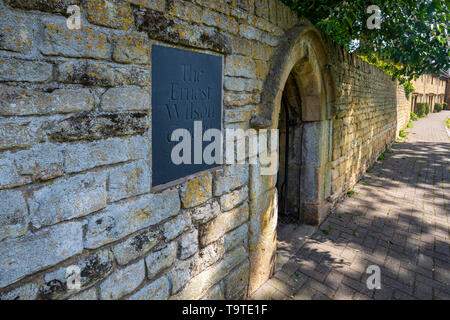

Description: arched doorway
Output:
[276,51,332,224]
[248,22,336,295]
[277,74,303,220]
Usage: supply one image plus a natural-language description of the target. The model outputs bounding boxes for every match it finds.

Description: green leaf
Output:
[279,0,450,82]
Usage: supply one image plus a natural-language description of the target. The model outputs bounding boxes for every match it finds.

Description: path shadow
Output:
[262,137,449,300]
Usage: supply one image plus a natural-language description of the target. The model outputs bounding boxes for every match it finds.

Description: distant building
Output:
[410,71,448,112]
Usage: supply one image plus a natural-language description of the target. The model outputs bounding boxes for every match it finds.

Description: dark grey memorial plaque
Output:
[152,45,223,187]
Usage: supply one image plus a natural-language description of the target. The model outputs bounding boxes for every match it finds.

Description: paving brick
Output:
[333,284,355,300]
[374,285,394,300]
[252,112,450,300]
[413,282,433,300]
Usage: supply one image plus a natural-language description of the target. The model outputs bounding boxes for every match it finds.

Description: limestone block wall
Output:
[327,45,398,200]
[0,0,298,300]
[0,0,405,300]
[396,84,411,133]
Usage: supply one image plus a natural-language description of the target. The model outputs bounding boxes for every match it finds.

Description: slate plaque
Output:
[152,45,223,187]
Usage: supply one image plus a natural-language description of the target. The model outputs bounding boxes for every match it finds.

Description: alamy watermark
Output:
[66,265,81,290]
[66,5,81,30]
[170,121,279,176]
[366,265,381,290]
[366,5,382,30]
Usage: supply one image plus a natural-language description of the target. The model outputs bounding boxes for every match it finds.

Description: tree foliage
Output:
[281,0,449,89]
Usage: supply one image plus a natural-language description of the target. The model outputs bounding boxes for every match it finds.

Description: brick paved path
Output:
[251,111,450,300]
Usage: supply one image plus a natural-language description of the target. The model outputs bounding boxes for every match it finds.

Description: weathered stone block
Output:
[223,121,251,133]
[168,254,199,294]
[213,164,249,196]
[0,58,52,82]
[224,92,257,107]
[41,19,110,59]
[178,229,198,260]
[224,223,248,252]
[163,212,192,241]
[249,161,276,200]
[128,276,170,300]
[107,160,151,202]
[236,0,254,13]
[86,0,134,30]
[3,0,75,13]
[0,143,64,189]
[0,282,38,300]
[254,0,269,19]
[167,0,202,24]
[101,86,150,112]
[28,171,107,228]
[112,32,150,64]
[112,227,160,265]
[170,246,246,299]
[145,242,177,280]
[248,188,277,294]
[191,200,221,224]
[224,77,260,92]
[200,284,224,300]
[49,112,148,142]
[199,202,249,247]
[0,189,28,241]
[194,0,230,15]
[240,24,263,42]
[268,0,277,24]
[100,260,145,300]
[134,8,231,54]
[180,173,212,208]
[39,249,113,299]
[201,8,239,34]
[224,260,249,299]
[224,106,253,124]
[68,287,98,300]
[85,190,180,248]
[225,55,258,79]
[0,118,43,150]
[220,185,248,211]
[125,0,165,11]
[197,239,225,274]
[0,9,34,53]
[0,86,94,116]
[64,135,149,173]
[58,59,150,87]
[0,221,83,288]
[0,157,25,189]
[230,35,272,60]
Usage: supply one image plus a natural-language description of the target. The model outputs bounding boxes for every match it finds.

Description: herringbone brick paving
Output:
[251,111,450,300]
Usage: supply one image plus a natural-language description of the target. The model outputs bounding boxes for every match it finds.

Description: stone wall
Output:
[0,0,406,300]
[328,45,398,201]
[396,84,411,133]
[0,0,296,301]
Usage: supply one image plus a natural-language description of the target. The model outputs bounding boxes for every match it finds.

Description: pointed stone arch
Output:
[251,22,336,128]
[248,22,336,295]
